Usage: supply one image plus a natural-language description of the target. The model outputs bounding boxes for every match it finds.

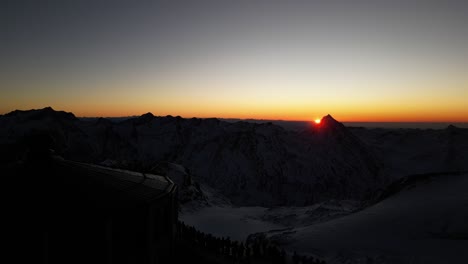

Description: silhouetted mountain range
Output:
[1,107,389,206]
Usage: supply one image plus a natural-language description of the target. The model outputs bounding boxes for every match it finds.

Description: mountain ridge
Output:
[1,107,389,206]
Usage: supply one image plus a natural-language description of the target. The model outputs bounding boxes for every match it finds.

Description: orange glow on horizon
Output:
[1,97,468,123]
[1,105,468,123]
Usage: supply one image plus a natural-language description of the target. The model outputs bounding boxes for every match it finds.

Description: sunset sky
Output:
[1,0,467,121]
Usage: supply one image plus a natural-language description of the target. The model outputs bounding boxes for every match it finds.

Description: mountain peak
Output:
[38,107,77,120]
[133,112,155,125]
[322,114,337,122]
[42,106,55,111]
[140,112,154,118]
[320,114,343,127]
[5,107,77,121]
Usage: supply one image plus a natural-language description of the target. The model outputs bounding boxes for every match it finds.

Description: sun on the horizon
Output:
[315,118,321,124]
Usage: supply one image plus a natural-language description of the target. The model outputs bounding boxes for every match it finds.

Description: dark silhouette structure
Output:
[176,221,327,264]
[8,134,178,264]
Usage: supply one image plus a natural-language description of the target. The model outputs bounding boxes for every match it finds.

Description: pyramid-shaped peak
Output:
[321,114,341,125]
[322,114,337,122]
[316,114,346,132]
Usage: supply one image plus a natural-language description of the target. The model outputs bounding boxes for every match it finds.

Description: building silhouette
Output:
[10,142,177,264]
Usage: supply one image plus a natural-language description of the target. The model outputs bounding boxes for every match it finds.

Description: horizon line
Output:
[76,115,468,124]
[2,107,468,123]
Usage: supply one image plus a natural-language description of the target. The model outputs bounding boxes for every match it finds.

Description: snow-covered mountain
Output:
[0,107,388,206]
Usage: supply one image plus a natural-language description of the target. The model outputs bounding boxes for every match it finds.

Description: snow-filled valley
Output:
[264,172,468,263]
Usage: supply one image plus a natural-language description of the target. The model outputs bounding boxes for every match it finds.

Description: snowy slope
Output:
[266,172,468,263]
[179,199,360,241]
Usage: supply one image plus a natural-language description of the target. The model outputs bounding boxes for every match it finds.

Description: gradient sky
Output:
[1,0,467,121]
